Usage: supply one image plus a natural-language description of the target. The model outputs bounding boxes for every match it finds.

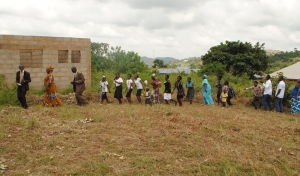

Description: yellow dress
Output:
[221,92,228,103]
[42,73,62,106]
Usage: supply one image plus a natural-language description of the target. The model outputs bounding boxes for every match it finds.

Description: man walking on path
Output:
[16,65,31,109]
[275,75,285,113]
[261,75,273,111]
[71,66,88,106]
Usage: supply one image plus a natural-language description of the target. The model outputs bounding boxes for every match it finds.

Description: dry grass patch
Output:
[0,93,299,175]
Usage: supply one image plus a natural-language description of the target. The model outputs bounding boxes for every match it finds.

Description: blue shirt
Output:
[186,81,194,88]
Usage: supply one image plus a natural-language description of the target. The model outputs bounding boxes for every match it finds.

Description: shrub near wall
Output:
[0,75,18,106]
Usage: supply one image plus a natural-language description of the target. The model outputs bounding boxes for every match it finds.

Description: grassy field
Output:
[0,92,299,175]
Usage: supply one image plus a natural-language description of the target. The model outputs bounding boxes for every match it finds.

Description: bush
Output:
[0,74,18,106]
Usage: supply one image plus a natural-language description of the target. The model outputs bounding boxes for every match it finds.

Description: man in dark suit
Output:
[71,66,88,106]
[16,65,31,109]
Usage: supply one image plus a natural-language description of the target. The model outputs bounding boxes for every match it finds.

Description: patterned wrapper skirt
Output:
[290,96,300,114]
[187,88,194,100]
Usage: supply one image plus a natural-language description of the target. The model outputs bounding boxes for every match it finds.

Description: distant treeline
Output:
[269,50,300,62]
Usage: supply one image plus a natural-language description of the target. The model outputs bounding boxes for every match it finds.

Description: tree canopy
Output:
[91,42,147,73]
[152,59,167,68]
[201,41,268,78]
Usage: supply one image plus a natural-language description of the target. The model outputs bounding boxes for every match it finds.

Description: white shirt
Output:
[145,91,150,99]
[134,78,143,90]
[126,79,133,89]
[275,80,285,98]
[263,79,272,95]
[114,77,123,87]
[100,81,108,93]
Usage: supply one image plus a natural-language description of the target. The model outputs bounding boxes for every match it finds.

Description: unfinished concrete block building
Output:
[0,35,91,90]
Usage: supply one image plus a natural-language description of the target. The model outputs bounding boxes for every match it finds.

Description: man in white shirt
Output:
[275,75,285,113]
[262,75,272,111]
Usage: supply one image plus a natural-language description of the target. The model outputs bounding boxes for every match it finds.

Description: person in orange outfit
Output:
[42,65,62,107]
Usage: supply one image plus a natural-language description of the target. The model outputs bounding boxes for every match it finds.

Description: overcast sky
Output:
[1,0,299,59]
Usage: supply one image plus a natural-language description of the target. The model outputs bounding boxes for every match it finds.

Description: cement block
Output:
[30,68,43,73]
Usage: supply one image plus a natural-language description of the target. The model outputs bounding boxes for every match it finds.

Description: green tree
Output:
[91,42,111,72]
[152,59,166,68]
[91,42,147,73]
[201,41,268,78]
[108,46,147,73]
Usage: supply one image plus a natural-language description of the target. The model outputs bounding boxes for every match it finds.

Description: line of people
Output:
[15,65,300,115]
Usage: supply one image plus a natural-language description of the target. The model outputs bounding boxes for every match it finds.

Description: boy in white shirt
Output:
[275,75,285,113]
[99,76,110,104]
[144,87,152,106]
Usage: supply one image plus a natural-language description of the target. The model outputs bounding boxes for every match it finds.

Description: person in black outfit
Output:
[163,75,177,105]
[224,81,233,106]
[172,76,185,106]
[16,65,31,109]
[215,75,222,105]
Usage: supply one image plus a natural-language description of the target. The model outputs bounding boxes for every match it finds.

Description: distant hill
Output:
[140,56,178,66]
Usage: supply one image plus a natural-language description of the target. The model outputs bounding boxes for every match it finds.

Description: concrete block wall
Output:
[0,35,91,90]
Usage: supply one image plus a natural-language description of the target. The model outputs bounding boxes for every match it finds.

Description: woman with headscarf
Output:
[290,78,300,114]
[42,65,62,106]
[202,74,214,105]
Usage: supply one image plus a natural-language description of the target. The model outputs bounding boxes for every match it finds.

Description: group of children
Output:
[99,73,196,106]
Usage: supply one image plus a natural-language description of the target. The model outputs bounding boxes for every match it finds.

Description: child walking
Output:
[126,74,133,104]
[145,87,152,106]
[99,76,110,104]
[221,89,228,107]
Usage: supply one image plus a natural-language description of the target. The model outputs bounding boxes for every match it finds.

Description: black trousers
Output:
[226,96,232,105]
[17,86,28,108]
[252,96,263,109]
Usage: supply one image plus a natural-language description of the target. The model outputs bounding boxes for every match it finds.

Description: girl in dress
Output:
[186,77,195,104]
[134,74,144,104]
[114,73,123,104]
[164,75,177,105]
[126,74,133,104]
[172,76,185,106]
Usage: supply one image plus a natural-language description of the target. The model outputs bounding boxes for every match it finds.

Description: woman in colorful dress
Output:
[291,78,300,114]
[202,74,214,105]
[150,75,161,104]
[42,65,62,107]
[186,77,194,104]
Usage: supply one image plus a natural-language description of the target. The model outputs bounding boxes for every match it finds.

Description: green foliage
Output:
[91,42,147,73]
[202,41,268,78]
[269,49,300,62]
[198,63,226,76]
[267,49,300,73]
[0,75,18,106]
[152,59,167,68]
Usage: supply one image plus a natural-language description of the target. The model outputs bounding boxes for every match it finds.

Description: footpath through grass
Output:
[0,93,299,175]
